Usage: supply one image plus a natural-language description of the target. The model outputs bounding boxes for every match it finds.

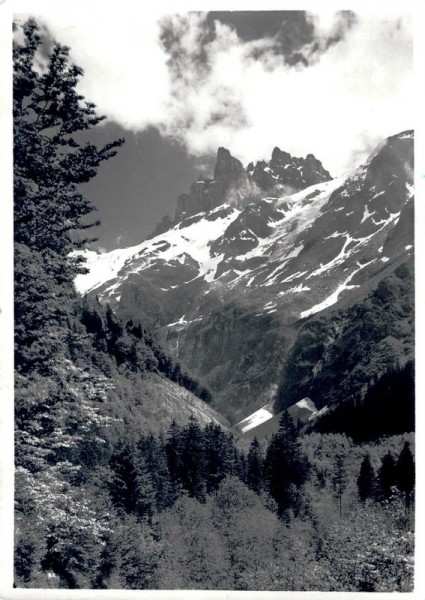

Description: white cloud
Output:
[20,7,172,131]
[156,11,413,175]
[19,8,413,176]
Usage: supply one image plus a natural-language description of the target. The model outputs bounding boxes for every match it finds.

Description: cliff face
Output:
[175,148,249,220]
[175,145,332,221]
[249,147,332,193]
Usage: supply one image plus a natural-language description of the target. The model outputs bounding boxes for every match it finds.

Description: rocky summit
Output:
[248,147,331,193]
[171,145,332,223]
[74,131,414,424]
[175,147,249,221]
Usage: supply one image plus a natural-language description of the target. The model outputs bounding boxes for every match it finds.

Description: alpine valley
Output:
[75,130,414,436]
[13,15,418,591]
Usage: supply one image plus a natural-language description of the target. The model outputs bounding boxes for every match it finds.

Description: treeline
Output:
[309,361,414,441]
[98,415,416,524]
[15,410,415,590]
[106,412,307,519]
[356,442,415,505]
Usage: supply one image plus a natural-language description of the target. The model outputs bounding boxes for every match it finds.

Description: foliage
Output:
[14,18,415,593]
[309,361,414,441]
[314,501,414,591]
[14,19,124,373]
[264,411,308,517]
[276,261,414,429]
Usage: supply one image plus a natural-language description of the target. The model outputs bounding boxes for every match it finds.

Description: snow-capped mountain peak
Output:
[74,131,413,422]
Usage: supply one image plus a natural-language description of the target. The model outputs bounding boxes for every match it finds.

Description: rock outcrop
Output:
[250,147,332,193]
[174,145,332,222]
[175,147,249,220]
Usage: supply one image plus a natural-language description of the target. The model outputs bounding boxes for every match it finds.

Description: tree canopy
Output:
[14,18,124,372]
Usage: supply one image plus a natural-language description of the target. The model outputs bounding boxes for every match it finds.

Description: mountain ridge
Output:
[74,130,414,423]
[149,144,333,235]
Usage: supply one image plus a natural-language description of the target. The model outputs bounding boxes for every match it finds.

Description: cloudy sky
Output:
[14,5,413,249]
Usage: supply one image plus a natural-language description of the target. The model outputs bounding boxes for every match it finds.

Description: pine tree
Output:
[246,437,263,494]
[109,443,140,515]
[165,421,184,502]
[133,457,157,523]
[332,453,348,519]
[14,18,124,373]
[395,442,415,507]
[264,411,307,517]
[357,454,376,502]
[378,452,396,500]
[138,434,173,512]
[203,423,228,494]
[179,416,207,500]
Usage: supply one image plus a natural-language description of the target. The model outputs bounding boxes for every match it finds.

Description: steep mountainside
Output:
[275,260,414,413]
[75,131,414,423]
[75,298,229,431]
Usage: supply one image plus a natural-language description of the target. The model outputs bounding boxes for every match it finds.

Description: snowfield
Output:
[74,206,241,295]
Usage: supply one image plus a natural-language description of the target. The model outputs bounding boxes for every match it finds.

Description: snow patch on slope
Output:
[73,245,145,295]
[295,398,317,412]
[301,259,376,319]
[361,205,375,224]
[277,284,311,296]
[236,404,274,433]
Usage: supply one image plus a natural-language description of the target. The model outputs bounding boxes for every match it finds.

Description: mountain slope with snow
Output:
[74,131,414,422]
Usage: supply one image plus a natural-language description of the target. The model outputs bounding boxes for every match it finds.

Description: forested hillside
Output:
[13,18,222,587]
[13,19,415,591]
[276,260,414,415]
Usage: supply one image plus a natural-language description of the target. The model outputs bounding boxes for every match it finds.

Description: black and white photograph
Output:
[1,0,424,596]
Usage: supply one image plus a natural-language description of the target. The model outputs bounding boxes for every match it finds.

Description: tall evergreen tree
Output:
[395,442,415,507]
[165,421,184,503]
[108,443,140,516]
[133,457,157,523]
[178,417,207,500]
[357,454,376,502]
[264,411,307,517]
[138,434,173,512]
[332,453,348,519]
[246,437,263,494]
[203,423,232,494]
[378,452,396,500]
[14,18,124,372]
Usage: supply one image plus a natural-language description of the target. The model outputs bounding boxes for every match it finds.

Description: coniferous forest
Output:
[13,19,415,591]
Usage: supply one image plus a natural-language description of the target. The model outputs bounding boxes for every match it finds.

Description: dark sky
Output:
[207,11,314,61]
[80,123,216,251]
